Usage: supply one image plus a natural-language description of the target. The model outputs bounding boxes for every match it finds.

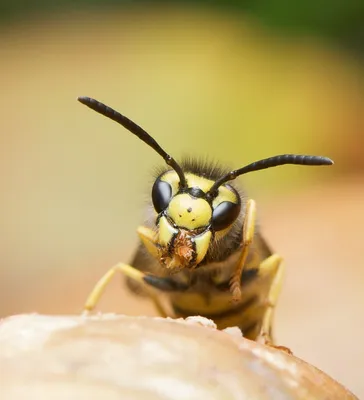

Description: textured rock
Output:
[0,314,358,400]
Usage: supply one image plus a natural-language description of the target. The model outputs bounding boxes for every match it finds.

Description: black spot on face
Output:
[187,207,192,213]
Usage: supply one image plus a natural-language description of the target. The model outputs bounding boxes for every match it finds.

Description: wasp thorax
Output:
[167,194,212,230]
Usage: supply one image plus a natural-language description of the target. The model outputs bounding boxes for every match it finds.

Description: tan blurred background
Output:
[1,1,363,397]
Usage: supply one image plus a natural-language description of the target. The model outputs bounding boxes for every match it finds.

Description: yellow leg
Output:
[124,225,161,297]
[256,254,283,341]
[83,263,169,318]
[254,254,292,353]
[230,199,256,301]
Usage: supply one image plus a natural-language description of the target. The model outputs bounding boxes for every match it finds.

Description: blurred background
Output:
[0,0,363,397]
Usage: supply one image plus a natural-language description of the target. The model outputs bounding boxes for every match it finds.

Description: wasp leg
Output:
[254,254,292,353]
[255,254,284,343]
[124,225,161,296]
[83,263,170,318]
[137,225,160,259]
[230,199,256,301]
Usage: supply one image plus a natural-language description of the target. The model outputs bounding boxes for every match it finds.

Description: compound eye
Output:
[152,179,172,213]
[211,201,241,231]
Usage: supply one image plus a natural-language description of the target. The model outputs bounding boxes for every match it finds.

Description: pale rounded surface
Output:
[0,314,358,400]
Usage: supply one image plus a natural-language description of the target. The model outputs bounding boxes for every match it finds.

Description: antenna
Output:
[78,96,187,188]
[207,154,334,198]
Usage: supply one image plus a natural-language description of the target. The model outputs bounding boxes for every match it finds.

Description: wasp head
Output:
[151,169,241,272]
[77,96,334,274]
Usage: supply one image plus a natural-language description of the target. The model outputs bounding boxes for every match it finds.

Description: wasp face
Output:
[151,170,241,272]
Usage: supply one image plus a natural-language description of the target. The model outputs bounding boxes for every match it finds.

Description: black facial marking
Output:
[188,187,205,198]
[187,207,192,213]
[152,178,172,213]
[211,201,241,231]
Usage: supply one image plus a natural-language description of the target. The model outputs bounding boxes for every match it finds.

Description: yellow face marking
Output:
[194,230,212,265]
[160,171,238,207]
[167,194,211,230]
[160,171,180,196]
[158,216,178,246]
[184,174,214,193]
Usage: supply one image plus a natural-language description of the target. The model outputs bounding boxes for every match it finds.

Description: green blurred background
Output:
[1,0,363,397]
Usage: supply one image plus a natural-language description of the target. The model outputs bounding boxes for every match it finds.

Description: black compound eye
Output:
[211,201,241,231]
[152,179,172,213]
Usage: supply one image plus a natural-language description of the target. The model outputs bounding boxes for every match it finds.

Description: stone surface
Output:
[0,314,358,399]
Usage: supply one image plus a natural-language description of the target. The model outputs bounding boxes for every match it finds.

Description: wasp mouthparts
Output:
[160,230,195,272]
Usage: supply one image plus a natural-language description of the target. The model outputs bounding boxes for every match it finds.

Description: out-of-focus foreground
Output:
[0,2,363,398]
[0,314,358,399]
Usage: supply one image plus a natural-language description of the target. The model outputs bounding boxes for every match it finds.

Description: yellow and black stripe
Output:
[78,96,333,346]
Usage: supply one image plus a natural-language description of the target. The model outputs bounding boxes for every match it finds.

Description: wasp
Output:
[78,96,333,347]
